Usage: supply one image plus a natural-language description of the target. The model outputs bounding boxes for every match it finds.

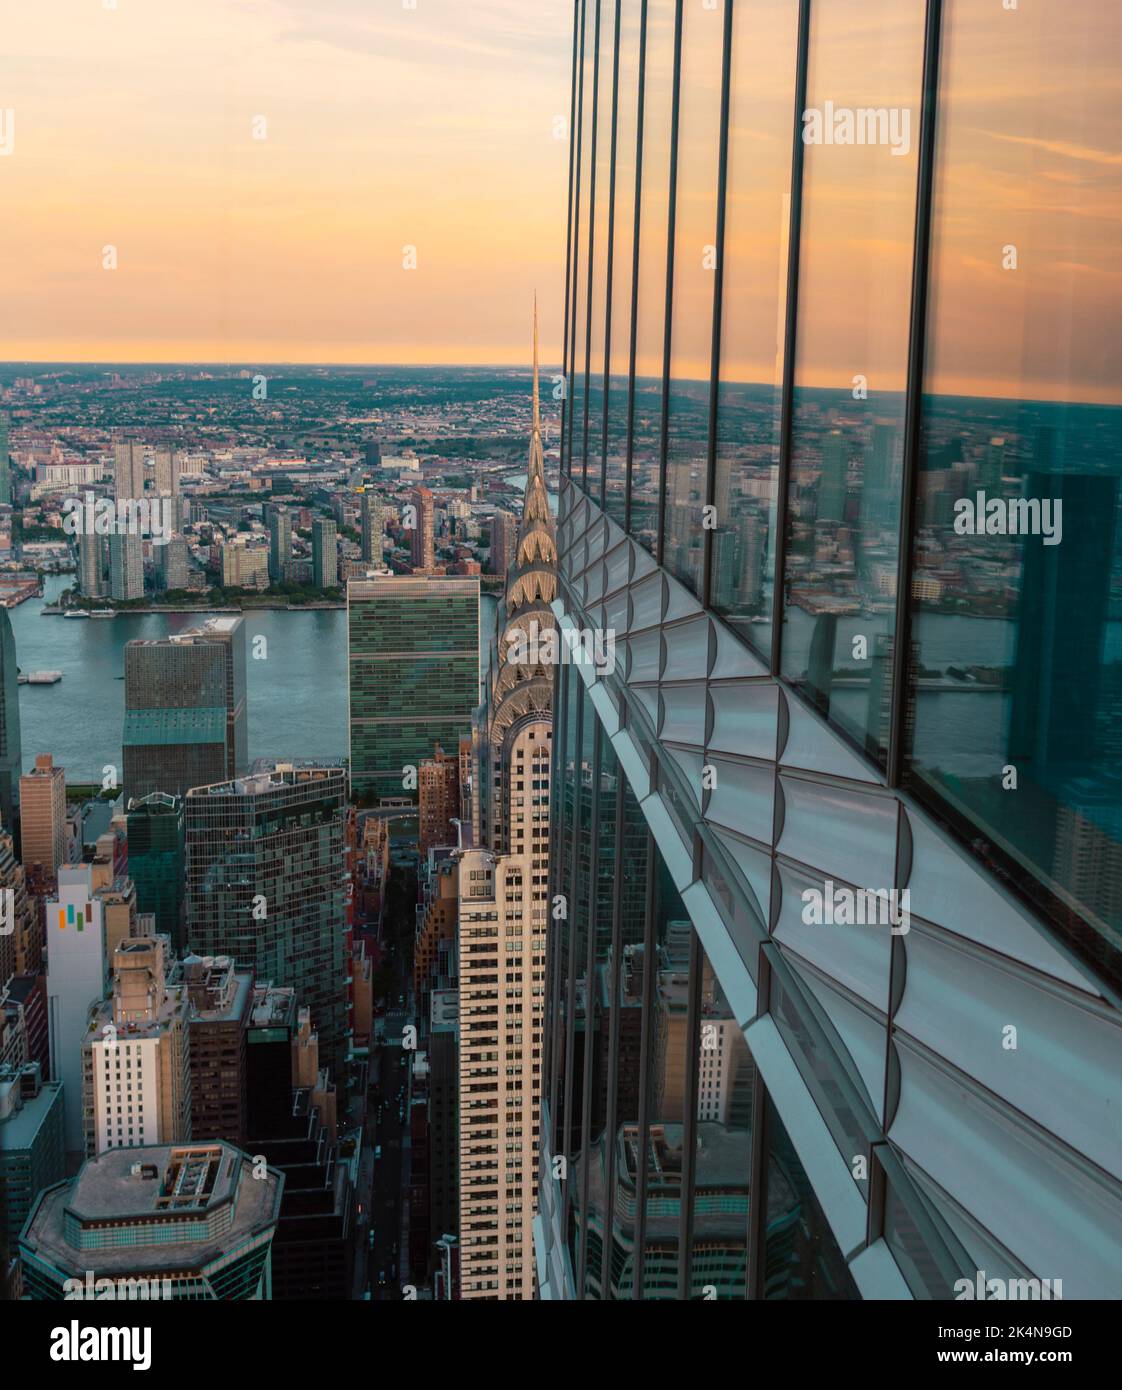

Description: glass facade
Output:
[544,0,1122,1302]
[557,0,1122,996]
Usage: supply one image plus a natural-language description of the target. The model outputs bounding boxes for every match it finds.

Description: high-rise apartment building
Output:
[347,574,480,802]
[19,754,66,885]
[153,446,181,496]
[0,607,20,835]
[268,505,293,582]
[409,485,435,571]
[82,936,191,1156]
[122,617,247,803]
[360,490,385,566]
[112,439,146,502]
[455,306,555,1300]
[156,534,189,591]
[222,539,269,590]
[77,528,105,598]
[312,516,338,588]
[419,743,462,857]
[184,766,349,1078]
[108,530,144,601]
[537,0,1122,1301]
[184,954,252,1148]
[490,508,517,578]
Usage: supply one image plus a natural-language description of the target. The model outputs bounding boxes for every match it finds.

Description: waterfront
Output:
[11,577,497,780]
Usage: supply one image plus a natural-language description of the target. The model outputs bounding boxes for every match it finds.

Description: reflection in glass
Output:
[710,0,799,655]
[565,0,596,480]
[628,0,677,551]
[583,0,617,495]
[661,0,725,594]
[906,0,1122,990]
[779,0,924,767]
[604,0,643,526]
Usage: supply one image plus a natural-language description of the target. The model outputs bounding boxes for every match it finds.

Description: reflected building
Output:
[538,0,1122,1303]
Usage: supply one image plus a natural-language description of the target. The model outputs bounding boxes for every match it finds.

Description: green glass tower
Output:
[347,574,480,802]
[126,791,186,948]
[184,766,348,1078]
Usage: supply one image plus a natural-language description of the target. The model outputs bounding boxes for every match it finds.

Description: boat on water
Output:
[62,610,90,620]
[89,609,118,618]
[18,671,63,685]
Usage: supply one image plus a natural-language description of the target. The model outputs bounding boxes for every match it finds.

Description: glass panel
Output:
[604,0,644,528]
[905,0,1122,992]
[685,938,754,1299]
[634,851,690,1297]
[761,1093,860,1299]
[565,0,596,481]
[661,0,725,595]
[628,0,677,551]
[584,0,617,495]
[587,774,650,1299]
[709,0,800,655]
[779,0,925,767]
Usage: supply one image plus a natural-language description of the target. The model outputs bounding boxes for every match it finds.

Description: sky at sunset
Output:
[0,0,572,365]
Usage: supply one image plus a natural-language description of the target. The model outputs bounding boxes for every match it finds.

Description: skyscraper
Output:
[268,505,293,583]
[45,865,107,1153]
[360,490,385,566]
[456,303,556,1299]
[156,533,189,591]
[184,766,349,1078]
[126,792,186,946]
[81,935,191,1156]
[122,617,247,803]
[347,574,480,802]
[490,508,517,578]
[312,516,338,588]
[0,607,21,834]
[540,0,1122,1303]
[153,446,181,496]
[77,528,106,597]
[409,485,436,571]
[19,754,66,886]
[112,439,146,502]
[418,743,461,857]
[108,530,144,601]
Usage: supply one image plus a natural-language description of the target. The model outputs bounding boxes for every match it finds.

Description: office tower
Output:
[455,305,555,1300]
[409,485,436,571]
[81,936,191,1156]
[112,439,146,502]
[312,516,338,588]
[77,527,105,597]
[19,754,66,885]
[1,975,49,1077]
[268,505,293,582]
[108,530,144,600]
[122,617,247,802]
[222,538,269,589]
[347,574,480,802]
[153,446,180,496]
[126,793,186,946]
[364,439,382,470]
[45,866,108,1153]
[18,1141,283,1299]
[0,411,10,505]
[0,1062,65,1246]
[978,435,1007,492]
[184,766,348,1078]
[419,743,462,856]
[542,0,1122,1303]
[184,955,252,1147]
[0,607,20,834]
[156,533,189,591]
[360,489,385,566]
[490,508,517,577]
[0,833,37,978]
